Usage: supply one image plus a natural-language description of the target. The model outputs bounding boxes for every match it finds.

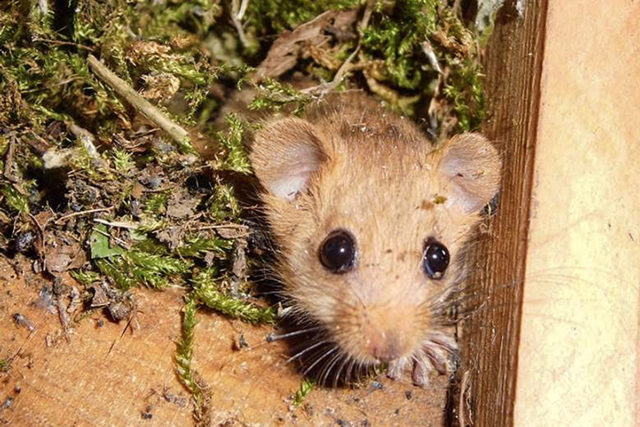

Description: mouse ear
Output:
[437,133,501,214]
[250,117,328,201]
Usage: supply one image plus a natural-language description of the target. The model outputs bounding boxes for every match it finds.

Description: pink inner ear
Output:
[267,144,323,201]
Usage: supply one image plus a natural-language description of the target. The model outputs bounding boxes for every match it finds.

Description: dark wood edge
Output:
[446,1,549,425]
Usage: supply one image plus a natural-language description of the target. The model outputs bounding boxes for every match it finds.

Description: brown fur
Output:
[250,92,501,383]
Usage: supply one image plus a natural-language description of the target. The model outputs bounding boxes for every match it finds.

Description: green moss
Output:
[362,0,439,90]
[177,235,232,258]
[249,78,312,116]
[214,114,252,174]
[358,0,485,130]
[112,149,134,174]
[292,377,315,407]
[70,270,102,286]
[1,184,29,214]
[208,183,241,221]
[243,0,362,42]
[145,193,169,215]
[443,57,485,131]
[175,296,211,424]
[96,251,193,290]
[193,268,277,324]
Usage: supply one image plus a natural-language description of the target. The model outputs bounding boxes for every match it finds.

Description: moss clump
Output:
[175,296,212,425]
[214,114,253,174]
[193,268,276,323]
[360,0,485,131]
[248,78,313,116]
[1,184,29,214]
[292,377,316,407]
[95,251,193,290]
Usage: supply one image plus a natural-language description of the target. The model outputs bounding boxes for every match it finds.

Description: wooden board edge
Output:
[446,0,549,425]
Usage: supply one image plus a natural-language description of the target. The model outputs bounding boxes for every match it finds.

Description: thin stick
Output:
[300,45,360,96]
[3,133,18,183]
[54,207,114,225]
[93,218,139,230]
[93,227,131,249]
[236,0,249,20]
[230,0,250,48]
[87,55,192,151]
[192,224,248,230]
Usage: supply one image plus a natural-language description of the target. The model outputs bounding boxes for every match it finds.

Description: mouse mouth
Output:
[272,321,459,387]
[271,321,393,386]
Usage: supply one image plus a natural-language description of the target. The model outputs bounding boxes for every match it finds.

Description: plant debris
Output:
[0,0,504,422]
[293,377,316,408]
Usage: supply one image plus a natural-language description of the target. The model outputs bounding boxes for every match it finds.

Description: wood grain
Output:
[0,257,448,425]
[514,1,640,424]
[455,1,548,425]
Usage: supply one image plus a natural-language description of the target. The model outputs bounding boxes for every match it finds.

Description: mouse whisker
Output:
[303,346,338,377]
[319,351,343,386]
[286,339,330,363]
[344,357,357,384]
[332,355,351,388]
[266,326,323,342]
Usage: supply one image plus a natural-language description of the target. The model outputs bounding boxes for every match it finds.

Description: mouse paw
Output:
[386,359,409,381]
[412,331,459,387]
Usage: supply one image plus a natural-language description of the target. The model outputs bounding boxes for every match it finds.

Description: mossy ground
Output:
[0,0,494,422]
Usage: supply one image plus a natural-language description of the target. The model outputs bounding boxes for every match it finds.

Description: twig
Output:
[360,0,375,30]
[26,130,52,154]
[27,213,45,242]
[300,0,373,97]
[93,227,131,250]
[192,223,249,231]
[54,207,114,225]
[32,37,95,52]
[93,218,139,230]
[300,45,360,96]
[236,0,249,20]
[230,0,250,48]
[452,0,462,14]
[107,309,138,356]
[87,55,193,152]
[3,133,18,183]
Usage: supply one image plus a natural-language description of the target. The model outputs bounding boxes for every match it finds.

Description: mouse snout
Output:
[368,333,402,363]
[361,308,417,363]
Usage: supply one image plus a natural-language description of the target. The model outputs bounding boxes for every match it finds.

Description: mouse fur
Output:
[250,92,501,386]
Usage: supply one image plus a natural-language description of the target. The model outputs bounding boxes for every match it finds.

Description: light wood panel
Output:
[514,1,640,425]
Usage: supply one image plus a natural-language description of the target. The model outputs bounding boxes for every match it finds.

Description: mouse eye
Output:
[319,229,356,274]
[423,239,449,280]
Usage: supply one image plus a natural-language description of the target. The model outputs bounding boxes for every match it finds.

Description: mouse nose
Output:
[369,334,402,363]
[358,305,419,363]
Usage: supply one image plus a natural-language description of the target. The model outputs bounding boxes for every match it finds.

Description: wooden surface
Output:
[0,257,448,425]
[514,1,640,425]
[456,0,548,425]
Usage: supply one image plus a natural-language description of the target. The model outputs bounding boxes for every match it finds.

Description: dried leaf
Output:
[255,10,358,80]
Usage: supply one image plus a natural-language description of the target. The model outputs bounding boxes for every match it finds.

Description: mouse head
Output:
[251,102,501,373]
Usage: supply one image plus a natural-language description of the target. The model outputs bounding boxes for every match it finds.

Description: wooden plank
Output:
[454,1,548,425]
[0,257,448,425]
[514,1,640,424]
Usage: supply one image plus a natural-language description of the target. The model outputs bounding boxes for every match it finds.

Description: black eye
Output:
[319,230,356,274]
[423,240,449,279]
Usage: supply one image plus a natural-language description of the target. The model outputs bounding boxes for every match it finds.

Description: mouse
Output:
[250,91,501,386]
